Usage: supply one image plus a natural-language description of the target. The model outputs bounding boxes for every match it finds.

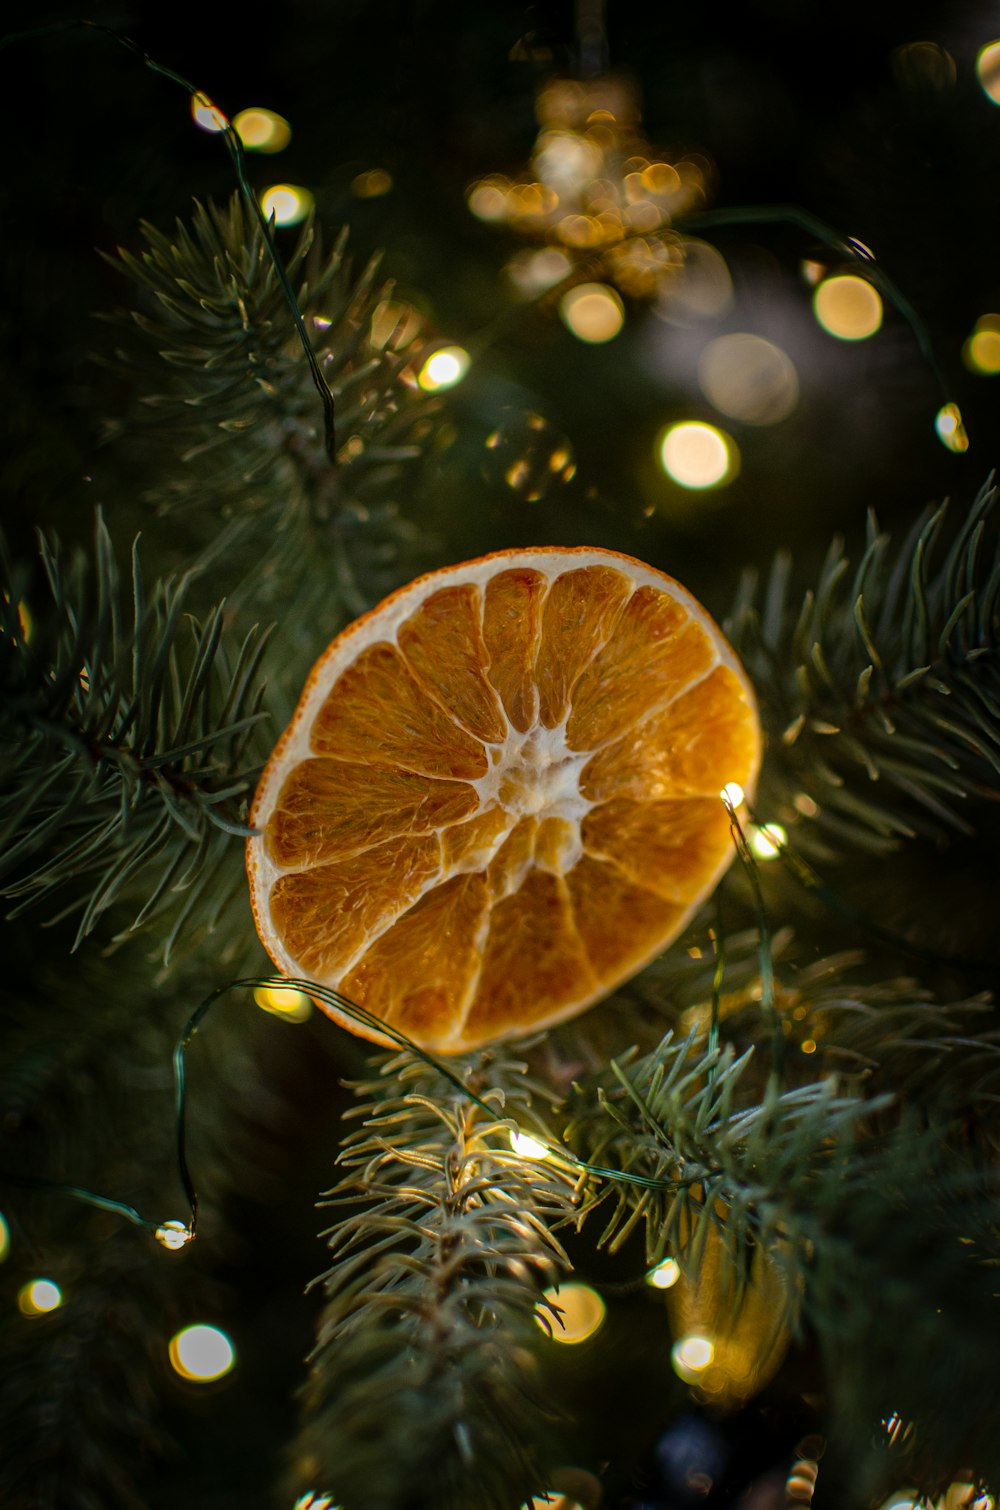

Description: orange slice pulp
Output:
[247,546,760,1052]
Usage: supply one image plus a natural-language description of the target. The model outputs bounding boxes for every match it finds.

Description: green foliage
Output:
[104,198,438,625]
[297,1047,580,1510]
[0,512,268,954]
[728,480,1000,854]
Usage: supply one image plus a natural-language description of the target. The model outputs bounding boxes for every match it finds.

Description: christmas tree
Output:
[3,6,1000,1509]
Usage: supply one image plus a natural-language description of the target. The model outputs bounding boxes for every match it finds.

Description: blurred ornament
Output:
[483,411,577,500]
[467,74,713,306]
[666,1213,793,1409]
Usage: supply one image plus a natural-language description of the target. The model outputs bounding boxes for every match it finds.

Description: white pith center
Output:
[483,721,592,819]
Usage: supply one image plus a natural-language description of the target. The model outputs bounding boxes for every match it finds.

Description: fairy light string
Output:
[0,20,338,462]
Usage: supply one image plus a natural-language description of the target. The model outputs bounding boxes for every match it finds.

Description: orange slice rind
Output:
[247,546,761,1052]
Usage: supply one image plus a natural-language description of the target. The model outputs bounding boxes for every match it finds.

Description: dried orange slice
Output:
[247,547,760,1052]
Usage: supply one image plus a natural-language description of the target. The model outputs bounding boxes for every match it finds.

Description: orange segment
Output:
[247,546,761,1052]
[565,853,685,983]
[567,586,717,751]
[312,642,488,779]
[267,833,442,978]
[534,565,632,727]
[265,757,478,869]
[582,797,732,902]
[463,870,596,1039]
[580,664,758,804]
[481,567,546,732]
[339,873,491,1048]
[397,584,507,743]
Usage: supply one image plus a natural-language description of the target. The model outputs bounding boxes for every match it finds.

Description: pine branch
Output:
[102,197,439,628]
[296,1047,581,1510]
[0,512,269,955]
[728,480,1000,854]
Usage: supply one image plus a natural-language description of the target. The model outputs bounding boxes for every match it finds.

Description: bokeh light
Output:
[352,168,394,198]
[529,1498,585,1510]
[484,412,576,501]
[260,185,314,227]
[537,1283,606,1344]
[976,41,1000,104]
[892,41,956,91]
[233,108,291,153]
[658,422,737,489]
[935,402,969,453]
[510,1129,550,1160]
[558,283,625,343]
[963,315,1000,374]
[721,781,746,808]
[417,346,471,392]
[253,984,313,1023]
[749,822,787,860]
[169,1323,235,1382]
[671,1334,715,1380]
[646,1257,681,1290]
[813,275,883,340]
[0,1211,8,1261]
[697,334,799,425]
[506,247,573,297]
[655,239,732,326]
[18,1278,62,1316]
[190,92,228,133]
[294,1495,339,1510]
[875,1495,922,1510]
[154,1220,194,1251]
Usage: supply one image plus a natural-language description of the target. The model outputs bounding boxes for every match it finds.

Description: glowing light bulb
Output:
[233,108,292,153]
[646,1257,680,1289]
[720,782,746,809]
[18,1278,62,1316]
[260,185,314,227]
[190,92,228,133]
[976,41,1000,105]
[169,1324,235,1382]
[510,1129,550,1160]
[537,1283,606,1344]
[813,275,883,340]
[749,822,786,860]
[253,985,313,1023]
[935,402,969,453]
[559,283,625,343]
[417,346,470,392]
[658,422,737,489]
[964,319,1000,375]
[352,168,394,198]
[155,1220,194,1251]
[671,1333,715,1379]
[0,1211,8,1261]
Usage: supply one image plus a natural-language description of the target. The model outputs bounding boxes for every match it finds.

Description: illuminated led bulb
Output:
[18,1278,62,1316]
[190,92,228,133]
[935,401,969,453]
[645,1257,680,1290]
[233,108,292,154]
[658,422,737,489]
[254,985,313,1023]
[964,318,1000,375]
[749,822,786,860]
[260,185,314,227]
[510,1129,550,1160]
[559,283,625,343]
[169,1323,235,1382]
[813,275,882,341]
[0,1211,8,1261]
[671,1333,715,1380]
[976,41,1000,105]
[537,1283,606,1344]
[417,346,470,392]
[720,781,745,809]
[352,168,394,198]
[154,1220,194,1251]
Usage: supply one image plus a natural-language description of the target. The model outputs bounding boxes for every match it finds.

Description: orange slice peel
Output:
[247,546,760,1052]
